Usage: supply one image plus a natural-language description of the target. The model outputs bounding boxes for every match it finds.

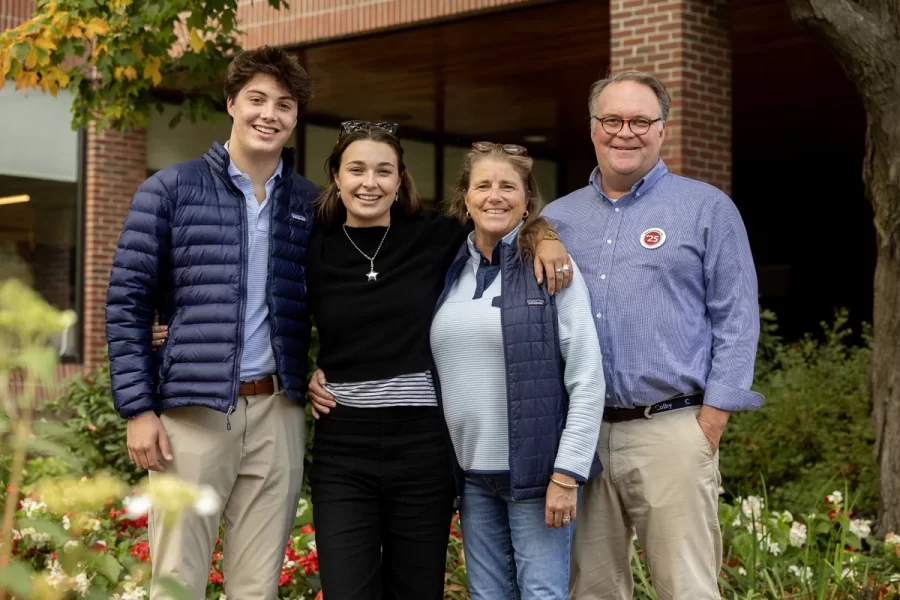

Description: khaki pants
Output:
[570,407,722,600]
[148,387,306,600]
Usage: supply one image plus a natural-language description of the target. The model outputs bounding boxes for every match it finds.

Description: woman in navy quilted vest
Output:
[304,123,573,600]
[429,143,606,600]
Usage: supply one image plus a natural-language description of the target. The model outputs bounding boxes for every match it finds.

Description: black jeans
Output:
[310,403,456,600]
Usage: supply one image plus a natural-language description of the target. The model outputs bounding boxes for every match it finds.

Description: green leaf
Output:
[155,576,193,600]
[86,552,123,582]
[18,517,73,545]
[0,559,34,598]
[11,42,30,61]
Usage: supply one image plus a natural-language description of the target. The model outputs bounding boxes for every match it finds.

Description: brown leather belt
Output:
[238,375,277,397]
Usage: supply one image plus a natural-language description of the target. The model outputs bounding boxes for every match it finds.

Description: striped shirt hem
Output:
[325,370,437,408]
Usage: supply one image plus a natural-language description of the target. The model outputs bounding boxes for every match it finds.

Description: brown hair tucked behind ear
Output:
[446,145,550,257]
[315,127,421,228]
[224,46,312,109]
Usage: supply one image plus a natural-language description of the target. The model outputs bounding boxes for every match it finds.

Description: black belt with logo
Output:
[603,391,704,423]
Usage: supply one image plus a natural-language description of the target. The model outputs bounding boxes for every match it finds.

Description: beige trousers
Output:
[570,407,722,600]
[148,387,306,600]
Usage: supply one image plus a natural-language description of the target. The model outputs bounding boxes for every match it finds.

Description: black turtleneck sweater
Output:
[307,210,465,383]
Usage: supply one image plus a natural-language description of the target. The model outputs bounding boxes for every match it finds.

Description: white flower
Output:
[731,516,741,527]
[826,491,843,505]
[123,494,153,519]
[789,522,807,547]
[112,577,148,600]
[307,540,317,552]
[849,518,872,539]
[296,498,310,517]
[194,486,221,517]
[72,572,91,596]
[885,532,900,546]
[767,539,782,556]
[64,540,80,551]
[738,567,747,576]
[741,496,764,520]
[778,510,793,523]
[718,486,725,495]
[11,529,21,541]
[21,497,48,519]
[788,565,813,583]
[21,527,51,546]
[62,515,71,531]
[45,559,67,589]
[218,595,227,600]
[87,517,102,532]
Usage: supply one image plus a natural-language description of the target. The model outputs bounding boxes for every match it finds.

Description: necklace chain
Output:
[343,223,391,281]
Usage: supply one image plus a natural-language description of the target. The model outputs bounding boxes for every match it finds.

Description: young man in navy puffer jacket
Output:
[105,46,318,599]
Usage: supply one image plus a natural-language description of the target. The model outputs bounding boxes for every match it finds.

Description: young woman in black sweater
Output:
[306,121,571,600]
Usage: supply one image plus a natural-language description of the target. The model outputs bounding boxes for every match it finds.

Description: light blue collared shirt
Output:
[224,141,283,381]
[541,159,764,412]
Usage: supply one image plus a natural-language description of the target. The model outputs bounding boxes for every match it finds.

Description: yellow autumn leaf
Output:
[143,58,162,86]
[123,65,137,80]
[34,35,57,52]
[51,66,69,87]
[114,66,124,80]
[83,19,110,40]
[92,42,108,59]
[65,24,83,39]
[133,43,144,60]
[24,48,38,69]
[15,69,39,90]
[189,29,205,53]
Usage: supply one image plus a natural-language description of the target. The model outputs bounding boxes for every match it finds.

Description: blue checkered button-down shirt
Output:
[224,142,282,381]
[542,159,764,412]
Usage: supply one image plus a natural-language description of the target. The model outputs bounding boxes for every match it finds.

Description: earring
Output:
[523,211,529,219]
[465,211,471,220]
[395,193,399,203]
[337,189,341,201]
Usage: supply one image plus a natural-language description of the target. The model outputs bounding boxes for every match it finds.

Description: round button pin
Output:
[640,228,666,249]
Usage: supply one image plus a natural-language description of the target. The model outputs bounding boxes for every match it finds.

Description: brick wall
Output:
[0,0,32,29]
[609,0,731,194]
[237,0,534,48]
[83,125,147,369]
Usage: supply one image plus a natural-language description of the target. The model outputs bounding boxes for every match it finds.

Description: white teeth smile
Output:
[357,195,380,201]
[485,209,507,214]
[254,125,277,134]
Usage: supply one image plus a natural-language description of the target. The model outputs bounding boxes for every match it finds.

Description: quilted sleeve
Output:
[105,173,174,418]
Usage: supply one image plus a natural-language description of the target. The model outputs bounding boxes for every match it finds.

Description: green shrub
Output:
[721,310,878,517]
[48,361,144,485]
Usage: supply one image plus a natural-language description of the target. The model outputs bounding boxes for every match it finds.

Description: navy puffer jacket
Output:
[106,142,317,419]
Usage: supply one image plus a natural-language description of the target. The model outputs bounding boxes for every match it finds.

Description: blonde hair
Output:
[446,145,550,256]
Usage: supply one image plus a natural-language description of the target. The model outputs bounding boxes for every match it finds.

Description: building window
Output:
[0,87,81,359]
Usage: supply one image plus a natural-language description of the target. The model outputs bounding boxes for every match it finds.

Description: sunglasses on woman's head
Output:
[472,141,529,157]
[339,120,400,139]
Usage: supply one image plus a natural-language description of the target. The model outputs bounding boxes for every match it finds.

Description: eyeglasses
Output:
[472,141,529,157]
[592,116,662,136]
[339,120,399,138]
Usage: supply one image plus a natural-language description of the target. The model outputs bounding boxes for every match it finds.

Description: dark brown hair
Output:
[315,127,421,228]
[224,46,313,109]
[446,145,549,257]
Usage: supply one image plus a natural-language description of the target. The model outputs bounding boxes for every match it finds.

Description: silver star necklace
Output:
[343,223,391,282]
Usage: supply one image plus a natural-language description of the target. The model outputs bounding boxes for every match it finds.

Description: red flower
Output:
[314,592,323,600]
[300,524,315,535]
[208,568,224,584]
[279,569,294,586]
[130,541,151,562]
[299,550,319,575]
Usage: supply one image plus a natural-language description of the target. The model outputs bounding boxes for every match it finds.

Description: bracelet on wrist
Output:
[550,476,579,490]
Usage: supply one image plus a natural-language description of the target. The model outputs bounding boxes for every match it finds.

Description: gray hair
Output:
[588,70,671,125]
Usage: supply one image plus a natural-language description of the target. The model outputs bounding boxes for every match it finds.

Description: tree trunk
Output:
[784,0,900,535]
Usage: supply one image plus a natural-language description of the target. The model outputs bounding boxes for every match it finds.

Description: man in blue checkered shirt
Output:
[542,71,763,600]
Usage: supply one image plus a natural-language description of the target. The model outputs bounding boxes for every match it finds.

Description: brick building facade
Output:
[0,0,871,376]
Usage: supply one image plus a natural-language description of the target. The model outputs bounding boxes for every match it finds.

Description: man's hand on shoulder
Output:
[127,412,173,472]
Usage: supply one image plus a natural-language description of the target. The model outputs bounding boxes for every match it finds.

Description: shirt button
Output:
[614,208,620,213]
[606,394,611,399]
[601,274,607,280]
[607,239,612,244]
[636,192,641,197]
[596,312,602,319]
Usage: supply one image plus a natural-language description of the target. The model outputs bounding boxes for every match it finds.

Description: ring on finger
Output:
[562,515,571,525]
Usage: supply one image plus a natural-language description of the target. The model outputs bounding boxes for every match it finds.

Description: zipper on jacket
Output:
[226,404,235,431]
[498,246,516,502]
[230,179,249,426]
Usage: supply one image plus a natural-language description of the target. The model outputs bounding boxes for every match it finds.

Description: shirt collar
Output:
[466,222,523,265]
[223,140,283,185]
[589,158,668,203]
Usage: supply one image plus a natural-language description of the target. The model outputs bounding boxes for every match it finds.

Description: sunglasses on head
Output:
[339,120,400,139]
[472,141,529,157]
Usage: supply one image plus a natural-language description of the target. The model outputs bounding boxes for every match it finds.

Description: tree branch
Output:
[785,0,897,100]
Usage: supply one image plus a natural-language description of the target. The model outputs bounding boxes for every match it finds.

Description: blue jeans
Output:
[460,473,574,600]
